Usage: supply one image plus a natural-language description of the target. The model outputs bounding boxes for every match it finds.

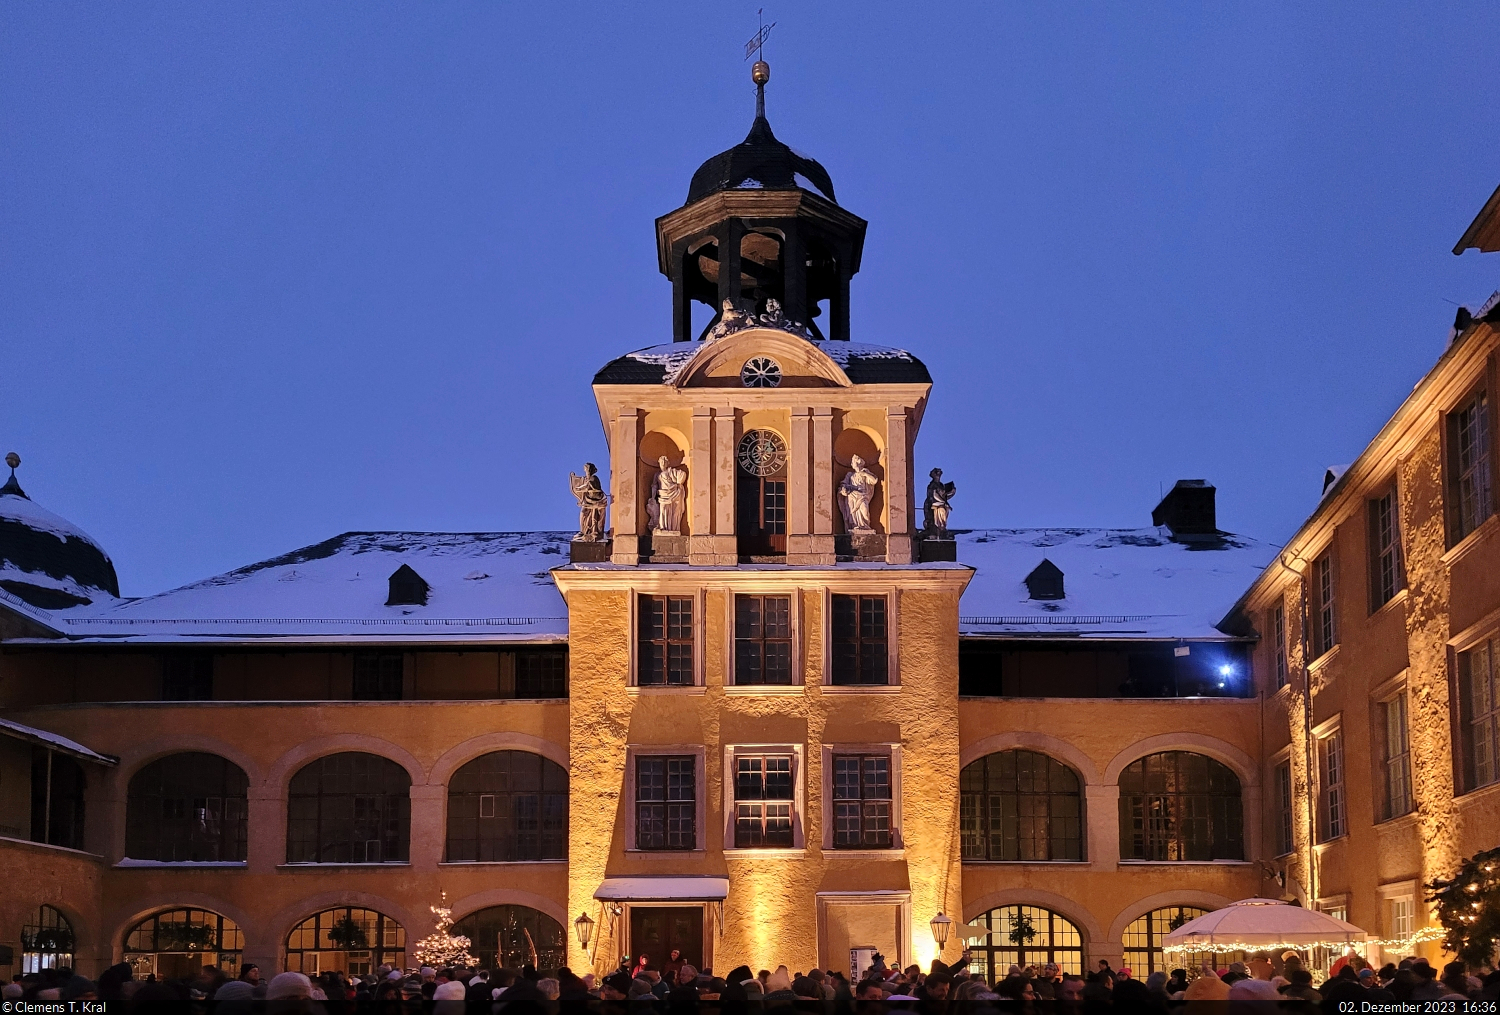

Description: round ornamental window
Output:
[737,430,788,477]
[740,356,782,388]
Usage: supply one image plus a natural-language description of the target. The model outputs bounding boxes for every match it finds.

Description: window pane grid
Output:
[831,595,889,685]
[1275,761,1294,856]
[636,756,695,850]
[961,750,1083,861]
[1462,640,1500,791]
[1452,391,1494,542]
[1119,752,1243,861]
[1369,491,1404,609]
[970,906,1084,979]
[735,595,793,685]
[1273,605,1288,689]
[1382,694,1413,820]
[445,750,568,862]
[832,755,892,848]
[286,753,411,864]
[638,596,694,686]
[126,753,250,862]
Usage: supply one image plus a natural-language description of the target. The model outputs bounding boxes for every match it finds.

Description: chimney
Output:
[1152,480,1217,537]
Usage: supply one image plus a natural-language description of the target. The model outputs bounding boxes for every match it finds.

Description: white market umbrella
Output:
[1163,898,1366,953]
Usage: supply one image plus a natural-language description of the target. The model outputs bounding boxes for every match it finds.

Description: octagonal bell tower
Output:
[656,62,868,343]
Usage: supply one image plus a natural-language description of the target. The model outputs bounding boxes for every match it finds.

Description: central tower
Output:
[555,61,970,979]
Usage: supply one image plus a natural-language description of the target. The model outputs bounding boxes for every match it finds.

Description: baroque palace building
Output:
[1,69,1498,982]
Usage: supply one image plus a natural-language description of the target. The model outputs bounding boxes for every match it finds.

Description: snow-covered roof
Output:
[0,717,116,765]
[45,531,571,644]
[955,527,1277,640]
[1,488,121,606]
[596,339,930,386]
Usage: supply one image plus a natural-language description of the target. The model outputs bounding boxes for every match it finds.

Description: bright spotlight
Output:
[1218,664,1234,677]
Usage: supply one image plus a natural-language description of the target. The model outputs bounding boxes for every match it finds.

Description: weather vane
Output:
[744,9,775,62]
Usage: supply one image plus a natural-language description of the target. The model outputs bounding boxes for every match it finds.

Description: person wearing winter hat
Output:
[1228,978,1280,1000]
[1183,973,1232,1000]
[433,980,467,999]
[266,972,313,1000]
[59,976,97,1001]
[214,978,256,1014]
[764,965,797,1004]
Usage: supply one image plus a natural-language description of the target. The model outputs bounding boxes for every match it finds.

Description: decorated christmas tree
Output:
[412,891,474,968]
[1428,845,1500,967]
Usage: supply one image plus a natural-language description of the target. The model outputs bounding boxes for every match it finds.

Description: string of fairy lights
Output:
[1162,924,1446,957]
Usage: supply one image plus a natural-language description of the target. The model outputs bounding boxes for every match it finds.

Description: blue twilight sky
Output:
[3,4,1498,597]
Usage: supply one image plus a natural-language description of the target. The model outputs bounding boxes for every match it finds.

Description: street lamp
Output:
[574,911,595,951]
[930,912,952,951]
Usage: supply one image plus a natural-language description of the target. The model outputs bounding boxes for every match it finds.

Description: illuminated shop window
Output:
[124,908,243,980]
[285,907,404,976]
[21,905,73,974]
[968,906,1083,981]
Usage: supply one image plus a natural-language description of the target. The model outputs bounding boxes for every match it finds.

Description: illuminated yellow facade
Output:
[2,85,1498,984]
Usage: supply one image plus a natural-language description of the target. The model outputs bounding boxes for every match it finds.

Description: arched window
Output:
[960,750,1084,861]
[1118,751,1243,861]
[123,908,243,980]
[451,906,565,973]
[30,749,86,850]
[446,751,567,862]
[21,905,74,973]
[1122,906,1241,973]
[126,753,249,862]
[285,907,405,976]
[968,905,1084,981]
[286,753,410,864]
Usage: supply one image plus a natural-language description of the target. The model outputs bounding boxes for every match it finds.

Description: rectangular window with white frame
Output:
[1317,727,1345,841]
[734,595,793,685]
[1448,388,1493,545]
[635,755,696,850]
[636,594,695,686]
[1378,691,1413,820]
[830,594,889,685]
[1458,636,1500,792]
[833,754,893,848]
[730,751,797,848]
[1311,553,1337,659]
[1390,895,1414,940]
[1368,487,1405,611]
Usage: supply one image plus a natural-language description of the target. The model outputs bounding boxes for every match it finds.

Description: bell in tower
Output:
[656,60,868,343]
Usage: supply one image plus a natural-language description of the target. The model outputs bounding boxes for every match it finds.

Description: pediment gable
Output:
[672,328,850,389]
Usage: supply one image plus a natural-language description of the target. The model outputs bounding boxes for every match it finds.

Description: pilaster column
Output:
[1086,783,1120,871]
[408,784,446,867]
[885,406,913,564]
[812,408,835,534]
[689,408,716,564]
[787,407,812,561]
[718,220,744,309]
[712,408,738,563]
[611,408,641,564]
[247,785,283,873]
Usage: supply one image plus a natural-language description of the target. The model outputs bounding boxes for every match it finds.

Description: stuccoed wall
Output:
[565,580,965,975]
[2,699,571,976]
[957,695,1267,967]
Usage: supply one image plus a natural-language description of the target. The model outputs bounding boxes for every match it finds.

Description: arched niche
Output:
[833,426,885,533]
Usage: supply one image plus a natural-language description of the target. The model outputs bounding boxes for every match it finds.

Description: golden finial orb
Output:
[752,60,770,86]
[4,452,18,470]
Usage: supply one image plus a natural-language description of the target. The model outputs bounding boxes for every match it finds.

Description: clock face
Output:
[740,356,782,388]
[737,429,788,477]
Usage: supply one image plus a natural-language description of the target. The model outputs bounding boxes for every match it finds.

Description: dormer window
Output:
[1025,559,1065,601]
[386,564,429,606]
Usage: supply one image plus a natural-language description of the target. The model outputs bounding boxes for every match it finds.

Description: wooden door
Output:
[629,906,703,970]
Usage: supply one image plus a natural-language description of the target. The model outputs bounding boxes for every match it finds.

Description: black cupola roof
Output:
[0,453,120,608]
[656,61,867,343]
[686,113,837,205]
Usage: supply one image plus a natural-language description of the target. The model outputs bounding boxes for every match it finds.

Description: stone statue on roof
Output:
[924,468,956,538]
[648,456,688,534]
[839,455,879,534]
[569,463,608,542]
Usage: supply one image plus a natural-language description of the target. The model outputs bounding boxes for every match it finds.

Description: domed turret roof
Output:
[686,113,837,205]
[0,457,119,610]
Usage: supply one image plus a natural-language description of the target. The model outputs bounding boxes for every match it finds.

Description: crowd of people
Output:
[7,948,1500,1008]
